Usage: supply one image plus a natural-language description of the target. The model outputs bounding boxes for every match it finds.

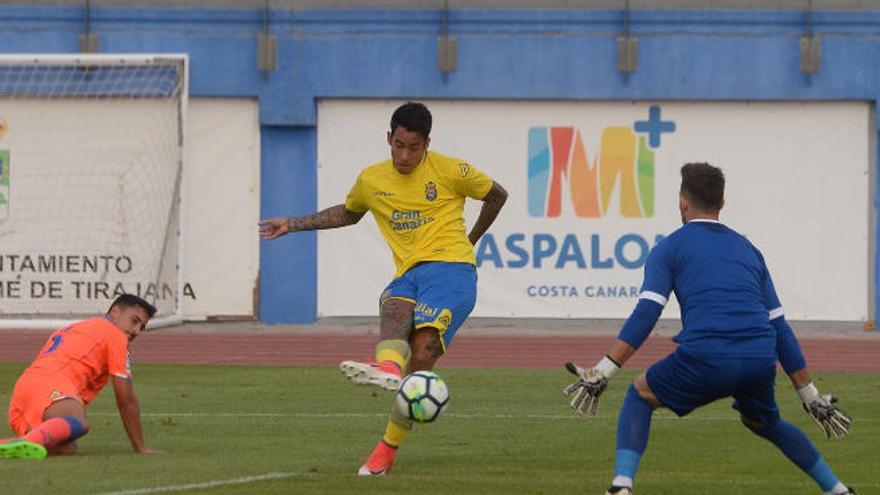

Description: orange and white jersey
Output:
[26,317,131,405]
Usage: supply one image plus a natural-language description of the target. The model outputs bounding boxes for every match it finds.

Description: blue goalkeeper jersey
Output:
[621,219,784,358]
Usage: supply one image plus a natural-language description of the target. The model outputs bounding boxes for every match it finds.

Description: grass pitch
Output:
[0,362,877,494]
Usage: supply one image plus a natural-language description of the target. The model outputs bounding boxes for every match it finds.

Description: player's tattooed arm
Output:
[468,181,508,245]
[286,204,365,232]
[259,204,365,240]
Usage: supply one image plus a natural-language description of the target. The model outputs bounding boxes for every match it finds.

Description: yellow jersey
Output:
[345,150,494,277]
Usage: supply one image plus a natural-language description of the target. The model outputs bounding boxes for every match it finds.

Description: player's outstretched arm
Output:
[259,204,366,240]
[112,376,162,454]
[563,285,664,416]
[771,315,852,439]
[788,368,853,440]
[468,181,508,245]
[563,339,635,416]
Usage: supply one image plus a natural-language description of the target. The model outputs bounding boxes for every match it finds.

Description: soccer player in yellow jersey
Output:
[259,101,507,475]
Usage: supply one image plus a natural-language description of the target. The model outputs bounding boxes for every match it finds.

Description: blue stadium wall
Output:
[1,5,879,323]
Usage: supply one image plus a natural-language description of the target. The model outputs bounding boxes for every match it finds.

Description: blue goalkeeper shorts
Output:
[646,349,781,425]
[380,261,477,353]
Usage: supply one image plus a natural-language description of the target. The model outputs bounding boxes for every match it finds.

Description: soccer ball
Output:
[395,371,449,423]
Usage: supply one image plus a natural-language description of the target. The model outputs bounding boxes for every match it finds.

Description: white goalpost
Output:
[0,54,188,329]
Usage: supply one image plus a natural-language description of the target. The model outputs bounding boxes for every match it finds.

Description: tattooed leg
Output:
[408,328,444,373]
[379,298,415,342]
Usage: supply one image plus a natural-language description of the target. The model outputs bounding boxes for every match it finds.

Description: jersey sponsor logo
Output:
[373,190,395,197]
[425,181,437,201]
[415,302,437,317]
[527,105,675,218]
[390,209,434,232]
[459,162,471,177]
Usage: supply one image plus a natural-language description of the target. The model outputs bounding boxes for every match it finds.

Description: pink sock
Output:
[23,417,79,447]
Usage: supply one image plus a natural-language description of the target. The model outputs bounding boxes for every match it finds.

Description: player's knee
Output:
[739,413,762,430]
[408,347,440,372]
[408,348,435,371]
[739,413,774,435]
[631,375,661,408]
[408,328,443,368]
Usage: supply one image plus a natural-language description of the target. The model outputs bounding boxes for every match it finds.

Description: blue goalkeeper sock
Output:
[613,384,654,487]
[744,416,839,492]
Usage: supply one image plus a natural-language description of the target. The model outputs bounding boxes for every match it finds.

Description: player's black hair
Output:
[109,293,157,318]
[390,102,432,140]
[680,162,725,212]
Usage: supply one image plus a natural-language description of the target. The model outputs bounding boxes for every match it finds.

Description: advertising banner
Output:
[318,100,870,321]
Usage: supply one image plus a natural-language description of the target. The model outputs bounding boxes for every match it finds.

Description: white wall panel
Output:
[183,98,260,318]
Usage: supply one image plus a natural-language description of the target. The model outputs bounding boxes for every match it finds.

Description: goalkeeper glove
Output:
[562,356,620,416]
[797,382,852,439]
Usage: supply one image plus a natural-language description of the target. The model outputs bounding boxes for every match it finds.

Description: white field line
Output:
[92,472,301,495]
[88,411,877,422]
[654,476,880,489]
[87,468,880,495]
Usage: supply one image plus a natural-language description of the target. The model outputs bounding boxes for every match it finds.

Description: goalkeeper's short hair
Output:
[680,162,724,212]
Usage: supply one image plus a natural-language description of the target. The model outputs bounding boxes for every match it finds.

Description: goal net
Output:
[0,54,187,329]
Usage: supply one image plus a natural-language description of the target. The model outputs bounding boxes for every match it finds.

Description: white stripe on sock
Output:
[612,475,633,488]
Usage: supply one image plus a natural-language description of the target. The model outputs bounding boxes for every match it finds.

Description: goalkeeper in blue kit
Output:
[564,162,854,495]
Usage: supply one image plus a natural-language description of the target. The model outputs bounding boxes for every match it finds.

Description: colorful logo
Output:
[0,149,9,220]
[1,118,9,223]
[528,105,675,218]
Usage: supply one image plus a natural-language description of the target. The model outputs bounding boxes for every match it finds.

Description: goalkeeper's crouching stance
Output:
[563,162,854,495]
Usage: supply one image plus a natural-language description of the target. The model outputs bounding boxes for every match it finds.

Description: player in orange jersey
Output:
[0,294,161,459]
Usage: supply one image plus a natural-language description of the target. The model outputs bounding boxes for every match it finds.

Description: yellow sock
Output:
[375,339,410,371]
[382,418,411,447]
